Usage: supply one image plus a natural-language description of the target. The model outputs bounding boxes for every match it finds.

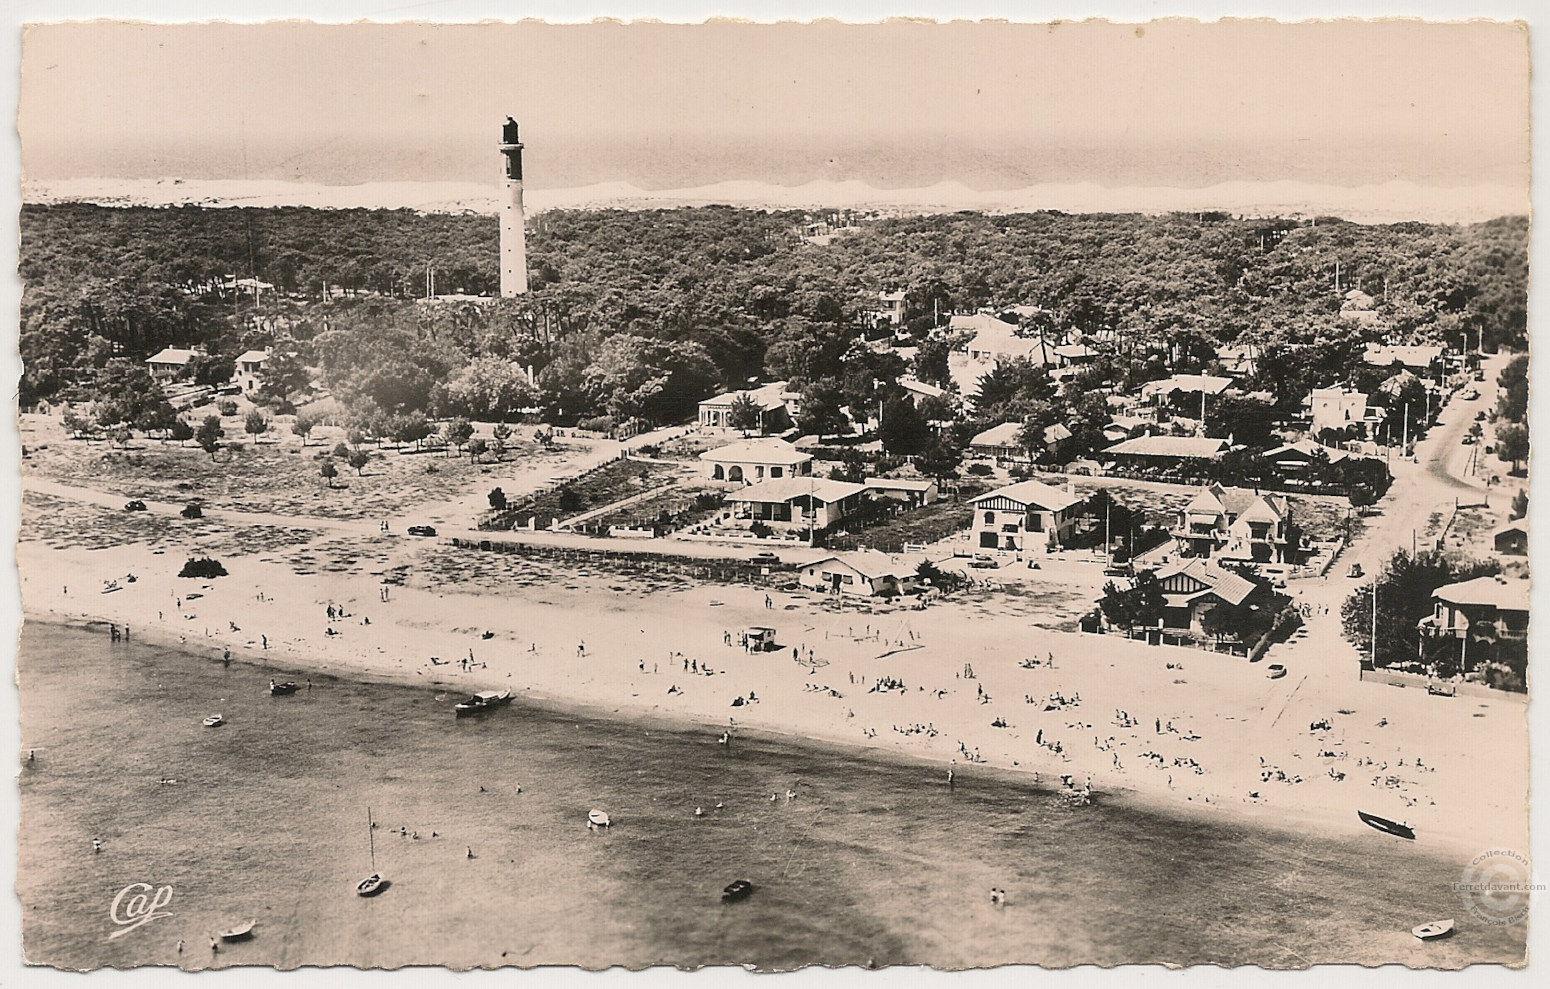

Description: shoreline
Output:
[19,607,1497,863]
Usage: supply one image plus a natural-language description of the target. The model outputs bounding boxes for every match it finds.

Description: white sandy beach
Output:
[18,524,1527,859]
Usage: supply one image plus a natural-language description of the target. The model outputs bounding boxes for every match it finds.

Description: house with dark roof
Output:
[1493,521,1528,557]
[1172,483,1299,564]
[968,479,1085,552]
[1153,557,1270,642]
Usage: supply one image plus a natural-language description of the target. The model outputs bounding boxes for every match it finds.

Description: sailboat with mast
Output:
[356,807,388,897]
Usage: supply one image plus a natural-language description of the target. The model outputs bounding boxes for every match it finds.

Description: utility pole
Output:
[1371,580,1378,668]
[1402,402,1410,454]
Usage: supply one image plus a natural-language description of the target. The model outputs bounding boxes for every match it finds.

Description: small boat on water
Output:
[218,919,256,941]
[1358,810,1416,840]
[270,680,299,696]
[202,714,225,727]
[1412,919,1455,941]
[454,689,513,717]
[722,879,754,902]
[588,809,611,829]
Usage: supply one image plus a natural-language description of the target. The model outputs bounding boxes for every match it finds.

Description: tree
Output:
[256,347,311,406]
[1510,488,1528,521]
[61,409,88,439]
[320,459,339,488]
[1347,484,1376,514]
[437,357,539,420]
[390,410,434,451]
[1496,354,1528,423]
[726,393,765,434]
[915,436,964,480]
[1341,549,1499,670]
[244,410,270,444]
[445,417,474,456]
[196,415,223,460]
[582,334,719,424]
[291,413,316,446]
[1099,570,1166,633]
[974,358,1054,421]
[1200,600,1272,645]
[170,418,194,446]
[911,338,952,388]
[1014,403,1061,460]
[348,449,372,475]
[878,397,929,455]
[488,487,507,511]
[1496,422,1528,473]
[468,437,489,463]
[796,378,849,437]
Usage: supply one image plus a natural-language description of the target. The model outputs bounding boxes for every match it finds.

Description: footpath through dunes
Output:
[17,622,1527,970]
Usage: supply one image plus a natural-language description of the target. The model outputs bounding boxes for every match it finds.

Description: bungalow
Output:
[798,551,924,597]
[232,349,271,394]
[1139,374,1234,418]
[1052,342,1097,367]
[1364,342,1445,375]
[948,312,1050,401]
[144,347,198,382]
[697,381,795,433]
[1417,576,1530,648]
[1101,415,1151,445]
[898,376,948,409]
[1102,435,1229,468]
[969,421,1070,461]
[1214,344,1258,379]
[863,477,939,507]
[727,477,868,531]
[699,438,813,484]
[1261,439,1353,475]
[1172,483,1298,564]
[1493,521,1528,557]
[1153,557,1265,640]
[968,478,1085,552]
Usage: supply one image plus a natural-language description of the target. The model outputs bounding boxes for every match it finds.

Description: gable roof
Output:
[1154,558,1259,606]
[728,477,866,504]
[1433,576,1529,612]
[969,422,1023,447]
[145,347,197,366]
[1262,439,1350,465]
[1140,374,1234,399]
[234,350,271,365]
[899,377,947,400]
[970,478,1084,513]
[864,477,937,493]
[1103,435,1228,459]
[806,550,926,581]
[700,438,812,466]
[699,380,792,411]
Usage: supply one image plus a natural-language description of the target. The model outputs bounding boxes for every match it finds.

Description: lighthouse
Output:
[499,117,528,296]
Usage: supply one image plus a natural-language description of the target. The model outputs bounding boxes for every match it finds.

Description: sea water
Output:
[17,622,1524,970]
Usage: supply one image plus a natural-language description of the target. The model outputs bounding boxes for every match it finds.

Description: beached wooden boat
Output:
[1267,664,1288,679]
[588,809,611,828]
[722,879,754,902]
[1358,810,1416,840]
[454,689,513,717]
[202,714,225,727]
[357,808,387,896]
[356,873,387,897]
[218,919,256,941]
[1412,919,1454,940]
[269,680,299,696]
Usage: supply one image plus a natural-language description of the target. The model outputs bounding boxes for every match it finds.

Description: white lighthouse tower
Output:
[499,117,529,296]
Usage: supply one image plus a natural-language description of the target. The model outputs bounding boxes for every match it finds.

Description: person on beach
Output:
[222,647,231,665]
[92,838,101,853]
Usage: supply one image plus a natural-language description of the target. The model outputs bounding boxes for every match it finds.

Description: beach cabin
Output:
[863,477,939,508]
[798,551,924,597]
[742,626,778,651]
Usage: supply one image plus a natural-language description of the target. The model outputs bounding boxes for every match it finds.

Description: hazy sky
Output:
[18,19,1531,189]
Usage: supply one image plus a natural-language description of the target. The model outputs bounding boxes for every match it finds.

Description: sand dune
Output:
[22,176,1528,224]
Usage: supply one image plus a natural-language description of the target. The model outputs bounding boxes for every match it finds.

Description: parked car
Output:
[749,551,782,565]
[968,555,998,569]
[180,503,203,519]
[1475,410,1487,421]
[1267,664,1288,680]
[123,500,147,512]
[1346,563,1364,578]
[1462,388,1480,401]
[1103,563,1134,577]
[407,525,438,537]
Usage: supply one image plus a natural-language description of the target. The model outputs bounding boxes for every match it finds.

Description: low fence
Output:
[448,536,784,584]
[1358,667,1526,703]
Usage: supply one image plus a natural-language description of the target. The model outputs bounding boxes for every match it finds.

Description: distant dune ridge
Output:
[22,177,1528,224]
